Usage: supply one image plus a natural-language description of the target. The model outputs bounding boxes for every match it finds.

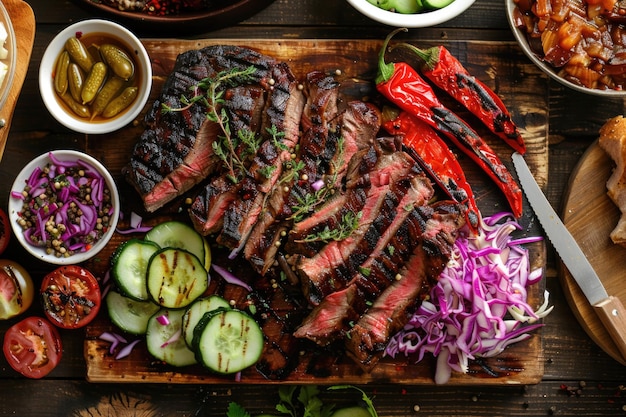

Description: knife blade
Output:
[512,152,626,361]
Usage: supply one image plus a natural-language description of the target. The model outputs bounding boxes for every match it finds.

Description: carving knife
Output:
[512,152,626,361]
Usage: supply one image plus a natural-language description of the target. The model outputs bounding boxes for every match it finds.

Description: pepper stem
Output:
[393,43,441,70]
[376,27,408,85]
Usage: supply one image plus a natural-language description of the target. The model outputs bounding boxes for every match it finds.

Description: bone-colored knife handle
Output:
[594,296,626,362]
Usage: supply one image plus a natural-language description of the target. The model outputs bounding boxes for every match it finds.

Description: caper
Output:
[54,51,70,95]
[59,93,91,118]
[67,63,85,103]
[91,76,124,120]
[103,86,138,118]
[99,44,134,81]
[65,37,95,73]
[81,61,107,105]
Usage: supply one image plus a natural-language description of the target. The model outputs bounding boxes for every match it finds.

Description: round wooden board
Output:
[560,140,626,365]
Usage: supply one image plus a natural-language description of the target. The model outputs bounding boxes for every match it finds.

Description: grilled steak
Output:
[126,45,469,376]
[126,45,302,212]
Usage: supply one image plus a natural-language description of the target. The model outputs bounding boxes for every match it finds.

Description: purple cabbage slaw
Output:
[384,212,552,384]
[11,152,115,254]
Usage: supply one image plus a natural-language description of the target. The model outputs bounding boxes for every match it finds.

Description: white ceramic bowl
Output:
[39,19,152,134]
[8,150,120,265]
[347,0,475,27]
[505,0,626,97]
[0,1,16,111]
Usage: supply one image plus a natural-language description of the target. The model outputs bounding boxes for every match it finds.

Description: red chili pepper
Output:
[395,42,526,154]
[375,29,523,218]
[382,109,480,232]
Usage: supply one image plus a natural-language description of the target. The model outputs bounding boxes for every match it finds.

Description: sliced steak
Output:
[189,175,240,236]
[126,45,295,212]
[294,149,425,304]
[293,174,435,345]
[345,201,464,370]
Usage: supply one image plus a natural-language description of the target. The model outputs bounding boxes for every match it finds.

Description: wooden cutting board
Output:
[0,0,35,160]
[84,38,549,385]
[560,141,626,366]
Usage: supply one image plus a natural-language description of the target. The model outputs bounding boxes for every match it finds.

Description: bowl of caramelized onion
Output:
[507,0,626,96]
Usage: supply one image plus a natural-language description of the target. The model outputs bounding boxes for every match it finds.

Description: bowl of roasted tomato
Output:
[347,0,476,27]
[39,19,152,134]
[507,0,626,96]
[8,150,120,265]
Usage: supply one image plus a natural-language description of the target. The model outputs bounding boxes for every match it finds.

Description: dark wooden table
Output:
[0,0,625,415]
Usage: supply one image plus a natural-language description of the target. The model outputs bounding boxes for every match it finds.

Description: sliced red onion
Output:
[115,339,141,360]
[211,263,252,291]
[160,329,181,348]
[311,179,325,191]
[156,314,170,326]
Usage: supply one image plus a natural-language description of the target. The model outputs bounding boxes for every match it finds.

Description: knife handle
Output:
[594,296,626,362]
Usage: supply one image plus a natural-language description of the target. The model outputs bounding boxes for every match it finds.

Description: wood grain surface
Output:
[0,0,34,160]
[82,38,550,385]
[560,141,626,366]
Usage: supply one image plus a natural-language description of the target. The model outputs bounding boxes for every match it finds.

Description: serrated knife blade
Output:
[512,152,626,361]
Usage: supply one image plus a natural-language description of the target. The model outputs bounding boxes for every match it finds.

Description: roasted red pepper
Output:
[375,29,523,218]
[383,109,480,232]
[395,42,526,154]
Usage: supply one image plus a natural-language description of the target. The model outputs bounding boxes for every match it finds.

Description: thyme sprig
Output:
[161,65,259,183]
[289,136,345,222]
[297,210,362,243]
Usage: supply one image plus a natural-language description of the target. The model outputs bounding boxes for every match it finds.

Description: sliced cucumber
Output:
[193,309,264,375]
[146,308,197,367]
[182,295,231,348]
[422,0,454,9]
[146,247,208,309]
[111,238,160,301]
[106,290,160,335]
[145,221,205,263]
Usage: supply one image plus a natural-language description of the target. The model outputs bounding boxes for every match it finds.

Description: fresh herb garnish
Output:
[225,385,378,417]
[161,65,260,183]
[298,211,362,243]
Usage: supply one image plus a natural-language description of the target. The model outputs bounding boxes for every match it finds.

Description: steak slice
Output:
[126,45,292,212]
[293,174,435,345]
[189,175,240,236]
[345,202,464,370]
[294,149,426,304]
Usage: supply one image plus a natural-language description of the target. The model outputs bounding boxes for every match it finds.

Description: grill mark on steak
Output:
[293,175,436,345]
[344,201,464,370]
[189,175,240,236]
[126,45,293,212]
[294,149,425,304]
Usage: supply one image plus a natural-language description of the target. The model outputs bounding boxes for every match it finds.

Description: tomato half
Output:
[41,265,101,329]
[3,316,63,379]
[0,207,10,256]
[0,260,34,320]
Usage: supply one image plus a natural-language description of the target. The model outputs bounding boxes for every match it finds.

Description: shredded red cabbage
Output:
[384,212,552,384]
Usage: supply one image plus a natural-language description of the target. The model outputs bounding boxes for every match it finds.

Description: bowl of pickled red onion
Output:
[8,150,120,265]
[507,0,626,96]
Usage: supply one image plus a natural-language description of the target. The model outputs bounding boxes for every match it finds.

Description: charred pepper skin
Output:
[396,42,527,155]
[375,29,523,218]
[383,111,480,232]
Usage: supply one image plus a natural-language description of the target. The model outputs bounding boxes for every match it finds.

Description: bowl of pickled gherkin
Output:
[39,19,152,134]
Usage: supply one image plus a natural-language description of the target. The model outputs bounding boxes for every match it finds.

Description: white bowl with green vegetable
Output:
[39,19,152,134]
[347,0,475,27]
[8,150,120,265]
